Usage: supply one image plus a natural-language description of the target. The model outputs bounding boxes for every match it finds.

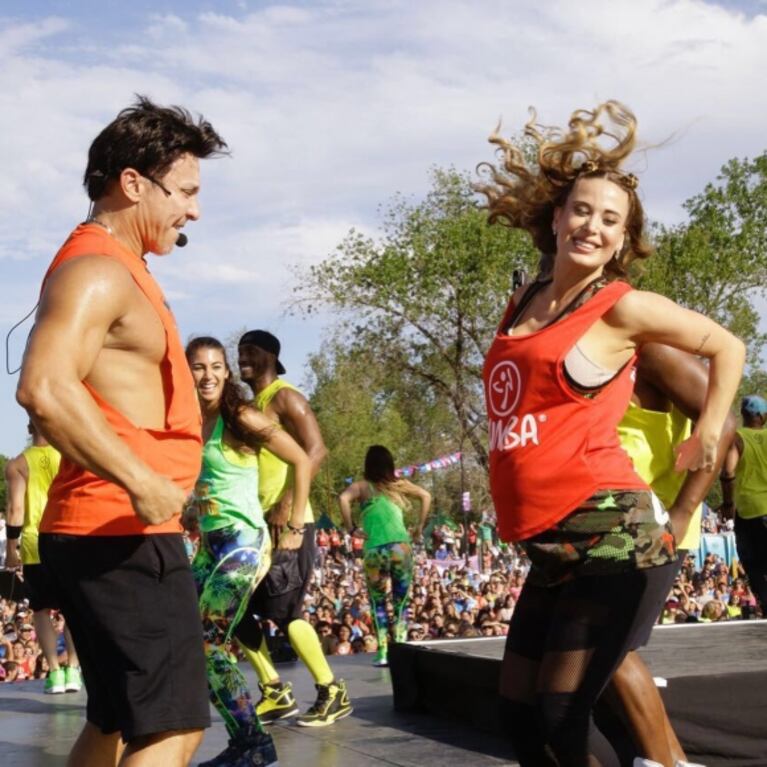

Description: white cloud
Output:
[0,0,766,453]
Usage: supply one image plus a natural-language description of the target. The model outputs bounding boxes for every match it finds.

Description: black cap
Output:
[239,330,286,374]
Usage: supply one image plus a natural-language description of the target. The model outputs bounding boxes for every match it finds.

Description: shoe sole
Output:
[259,707,300,724]
[65,686,82,692]
[44,687,66,694]
[296,706,353,727]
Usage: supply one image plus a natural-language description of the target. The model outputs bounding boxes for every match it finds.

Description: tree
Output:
[294,167,539,472]
[635,151,767,364]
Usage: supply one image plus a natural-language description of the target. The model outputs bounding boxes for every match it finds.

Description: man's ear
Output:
[119,167,144,203]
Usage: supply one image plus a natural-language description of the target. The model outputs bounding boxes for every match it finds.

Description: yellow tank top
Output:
[21,445,61,565]
[617,401,702,550]
[734,427,767,519]
[254,379,314,523]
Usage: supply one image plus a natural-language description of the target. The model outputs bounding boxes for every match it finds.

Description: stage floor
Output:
[0,652,516,767]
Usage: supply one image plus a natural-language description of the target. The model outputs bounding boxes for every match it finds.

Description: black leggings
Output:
[500,562,676,767]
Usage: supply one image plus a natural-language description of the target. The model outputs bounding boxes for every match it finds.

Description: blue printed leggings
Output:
[363,541,413,650]
[192,524,271,737]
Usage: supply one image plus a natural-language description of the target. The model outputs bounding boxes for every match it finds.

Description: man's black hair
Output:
[83,95,228,201]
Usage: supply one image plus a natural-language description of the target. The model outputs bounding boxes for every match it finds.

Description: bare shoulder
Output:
[41,255,136,315]
[272,386,313,419]
[4,453,28,480]
[607,289,678,330]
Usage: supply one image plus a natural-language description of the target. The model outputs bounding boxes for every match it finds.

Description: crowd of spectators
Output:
[0,515,760,684]
[295,523,763,657]
[0,598,68,683]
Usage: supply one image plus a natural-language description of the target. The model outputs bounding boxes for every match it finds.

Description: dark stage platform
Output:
[390,621,767,767]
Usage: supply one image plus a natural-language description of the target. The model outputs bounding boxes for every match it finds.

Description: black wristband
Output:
[287,523,306,534]
[720,474,736,483]
[6,525,22,540]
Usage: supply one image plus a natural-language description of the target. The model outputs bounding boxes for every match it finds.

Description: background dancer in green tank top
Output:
[339,445,431,667]
[185,337,311,767]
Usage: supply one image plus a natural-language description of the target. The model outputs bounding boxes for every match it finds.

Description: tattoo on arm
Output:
[694,332,711,355]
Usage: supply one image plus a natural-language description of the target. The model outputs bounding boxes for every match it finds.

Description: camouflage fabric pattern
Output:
[523,489,677,587]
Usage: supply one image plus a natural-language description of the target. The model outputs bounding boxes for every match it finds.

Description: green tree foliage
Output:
[635,152,767,363]
[295,156,767,520]
[294,167,539,473]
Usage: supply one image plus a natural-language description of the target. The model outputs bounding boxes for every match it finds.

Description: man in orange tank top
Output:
[17,97,227,767]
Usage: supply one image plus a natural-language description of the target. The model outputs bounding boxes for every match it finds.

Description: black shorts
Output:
[249,522,316,626]
[39,533,210,741]
[22,563,60,612]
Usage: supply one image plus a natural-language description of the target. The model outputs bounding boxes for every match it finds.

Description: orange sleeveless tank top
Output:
[39,223,202,536]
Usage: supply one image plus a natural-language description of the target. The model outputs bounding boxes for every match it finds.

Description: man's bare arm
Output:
[720,436,742,519]
[4,455,28,568]
[16,257,185,525]
[637,344,737,539]
[274,388,328,478]
[263,387,327,526]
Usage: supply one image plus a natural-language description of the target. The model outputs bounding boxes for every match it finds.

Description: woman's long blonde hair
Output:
[475,100,653,279]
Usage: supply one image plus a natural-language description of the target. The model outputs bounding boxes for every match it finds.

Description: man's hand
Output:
[276,528,304,551]
[265,493,292,529]
[181,500,200,535]
[5,545,22,571]
[129,474,187,526]
[719,501,736,521]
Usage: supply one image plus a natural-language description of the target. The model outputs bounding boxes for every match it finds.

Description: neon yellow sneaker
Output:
[255,681,299,724]
[296,679,353,727]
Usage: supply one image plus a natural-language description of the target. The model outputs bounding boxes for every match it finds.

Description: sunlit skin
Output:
[505,175,745,474]
[186,345,312,550]
[88,153,202,258]
[551,176,627,275]
[189,347,229,412]
[237,344,272,388]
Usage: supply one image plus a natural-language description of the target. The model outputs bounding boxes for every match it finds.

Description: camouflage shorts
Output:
[522,489,677,587]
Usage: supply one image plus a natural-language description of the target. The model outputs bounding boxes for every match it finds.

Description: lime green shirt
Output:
[734,427,767,519]
[254,378,314,523]
[617,401,702,550]
[21,445,61,565]
[194,416,265,532]
[361,485,410,550]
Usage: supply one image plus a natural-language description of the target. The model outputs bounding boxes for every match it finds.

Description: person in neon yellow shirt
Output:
[721,395,767,613]
[4,421,81,695]
[610,343,736,767]
[233,330,353,729]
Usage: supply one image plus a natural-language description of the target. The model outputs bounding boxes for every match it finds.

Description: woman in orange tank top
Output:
[475,101,744,767]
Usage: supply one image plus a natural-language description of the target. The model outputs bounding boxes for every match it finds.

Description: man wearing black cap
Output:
[234,330,353,728]
[721,395,767,612]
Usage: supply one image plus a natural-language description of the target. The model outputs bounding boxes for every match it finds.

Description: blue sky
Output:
[1,0,766,455]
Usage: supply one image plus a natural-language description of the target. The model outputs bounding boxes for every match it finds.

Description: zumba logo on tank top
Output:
[486,360,542,450]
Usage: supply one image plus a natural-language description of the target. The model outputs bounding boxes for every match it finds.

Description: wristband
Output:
[720,474,736,483]
[6,525,22,540]
[287,523,306,534]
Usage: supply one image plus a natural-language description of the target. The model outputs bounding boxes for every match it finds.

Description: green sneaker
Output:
[296,679,353,727]
[64,666,82,692]
[255,681,299,724]
[44,667,66,694]
[372,651,389,668]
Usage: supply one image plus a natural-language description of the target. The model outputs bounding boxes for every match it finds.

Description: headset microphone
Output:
[176,232,188,247]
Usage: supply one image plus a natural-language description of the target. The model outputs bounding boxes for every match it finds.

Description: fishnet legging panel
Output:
[500,567,670,766]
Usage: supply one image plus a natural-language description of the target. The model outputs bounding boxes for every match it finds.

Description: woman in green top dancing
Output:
[339,445,431,666]
[185,337,311,767]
